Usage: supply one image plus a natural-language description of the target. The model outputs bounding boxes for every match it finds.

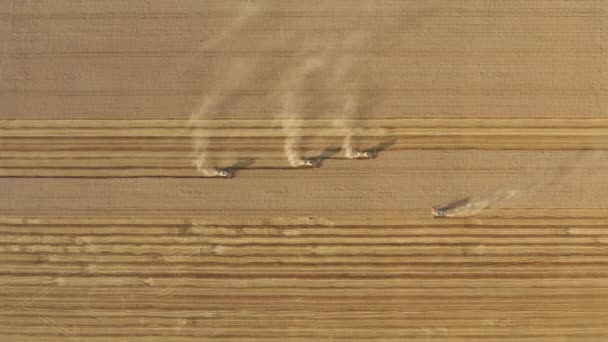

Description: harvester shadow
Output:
[365,138,397,159]
[311,147,343,167]
[435,197,471,214]
[227,158,257,177]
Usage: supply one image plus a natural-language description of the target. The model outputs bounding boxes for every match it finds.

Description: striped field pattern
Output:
[1,0,608,341]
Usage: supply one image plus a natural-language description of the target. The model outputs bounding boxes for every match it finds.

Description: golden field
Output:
[1,1,607,340]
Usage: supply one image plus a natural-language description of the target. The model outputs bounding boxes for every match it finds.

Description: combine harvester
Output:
[351,149,377,160]
[211,147,378,178]
[204,168,233,178]
[297,158,320,168]
[215,169,233,178]
[432,208,449,218]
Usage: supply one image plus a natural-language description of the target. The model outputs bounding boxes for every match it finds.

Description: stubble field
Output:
[1,1,608,340]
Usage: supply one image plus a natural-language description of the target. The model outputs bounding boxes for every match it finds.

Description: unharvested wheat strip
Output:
[121,254,608,265]
[0,128,387,137]
[0,310,603,325]
[3,215,606,226]
[0,236,603,253]
[1,295,607,312]
[1,329,606,341]
[5,246,608,261]
[3,225,605,236]
[0,164,334,175]
[0,217,542,227]
[0,163,306,171]
[4,118,608,129]
[5,137,608,150]
[4,285,608,299]
[4,243,607,257]
[116,235,608,245]
[3,234,602,245]
[0,338,288,342]
[1,300,607,316]
[0,215,568,226]
[1,137,608,150]
[0,159,306,169]
[206,244,608,257]
[1,292,607,309]
[0,144,344,154]
[4,135,605,145]
[0,157,602,174]
[4,127,608,138]
[7,261,608,275]
[2,235,605,252]
[0,225,533,238]
[0,152,197,158]
[3,137,608,153]
[4,264,608,277]
[2,314,608,332]
[2,286,607,303]
[4,276,608,289]
[0,160,197,167]
[0,320,579,335]
[4,275,608,289]
[2,118,608,130]
[0,154,310,165]
[0,138,314,147]
[0,168,206,177]
[0,224,590,235]
[0,154,196,161]
[1,338,598,342]
[0,164,308,177]
[0,139,345,150]
[0,224,588,237]
[3,211,608,225]
[1,135,608,152]
[0,332,601,342]
[0,324,602,340]
[1,252,159,263]
[2,249,606,263]
[0,337,604,342]
[192,229,608,239]
[87,244,607,257]
[0,119,285,129]
[244,227,608,237]
[3,135,606,145]
[8,254,608,267]
[0,217,195,225]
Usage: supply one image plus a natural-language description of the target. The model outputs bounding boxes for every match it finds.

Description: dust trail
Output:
[183,2,261,176]
[188,60,252,175]
[331,1,380,158]
[434,190,521,218]
[328,27,375,159]
[278,55,326,167]
[434,150,605,218]
[332,36,362,159]
[197,2,259,52]
[507,150,604,205]
[281,105,305,167]
[534,150,604,192]
[189,98,214,174]
[189,96,231,176]
[334,96,362,159]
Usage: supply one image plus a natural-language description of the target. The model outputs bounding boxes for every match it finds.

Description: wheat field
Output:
[1,1,608,341]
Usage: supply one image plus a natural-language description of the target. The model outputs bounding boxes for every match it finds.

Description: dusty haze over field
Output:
[1,0,608,341]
